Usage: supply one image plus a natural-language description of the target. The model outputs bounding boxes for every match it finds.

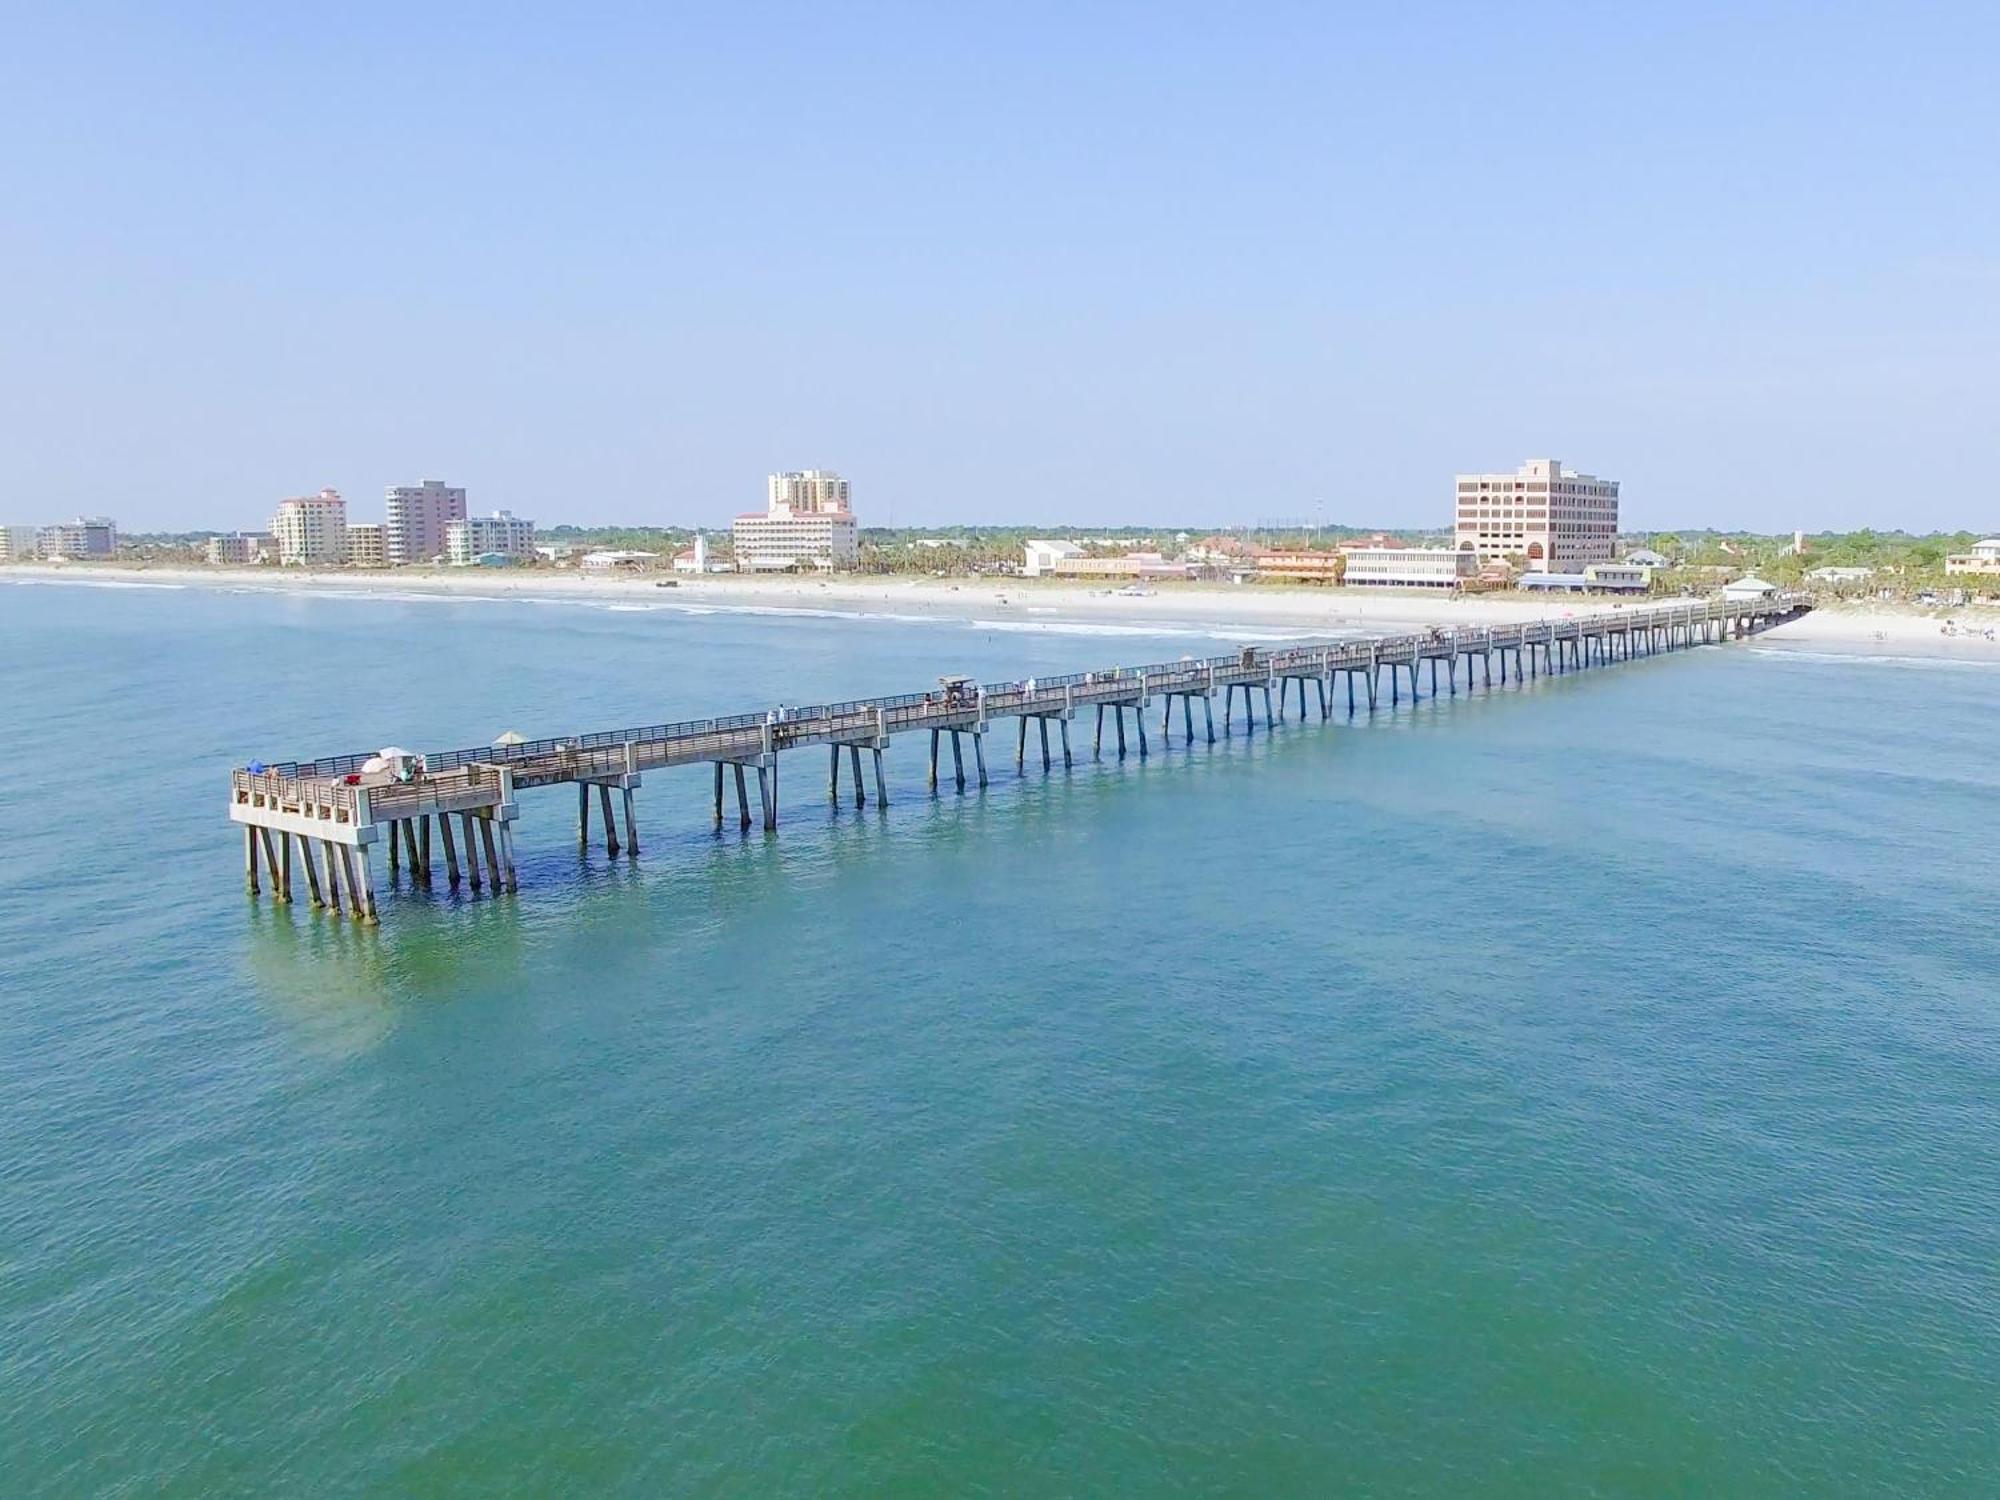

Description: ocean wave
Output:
[1747,646,2000,671]
[1,576,187,591]
[967,618,1336,643]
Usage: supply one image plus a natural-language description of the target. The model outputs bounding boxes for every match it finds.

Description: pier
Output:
[229,595,1807,922]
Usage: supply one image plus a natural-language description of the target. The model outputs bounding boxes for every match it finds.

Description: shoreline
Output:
[5,562,1997,654]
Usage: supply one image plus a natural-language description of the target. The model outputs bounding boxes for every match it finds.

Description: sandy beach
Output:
[6,562,1997,655]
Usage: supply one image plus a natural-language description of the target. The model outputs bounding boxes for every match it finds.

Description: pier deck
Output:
[230,594,1807,921]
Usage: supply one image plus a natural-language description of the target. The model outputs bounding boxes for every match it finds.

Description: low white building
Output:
[447,510,536,565]
[581,548,659,571]
[1343,547,1479,590]
[1722,574,1780,602]
[673,533,732,573]
[1022,539,1085,576]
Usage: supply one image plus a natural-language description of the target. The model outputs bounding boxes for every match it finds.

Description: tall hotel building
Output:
[271,489,348,566]
[384,480,467,566]
[733,469,859,571]
[1453,458,1618,572]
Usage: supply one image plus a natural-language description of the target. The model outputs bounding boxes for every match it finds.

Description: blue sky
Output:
[2,2,1995,531]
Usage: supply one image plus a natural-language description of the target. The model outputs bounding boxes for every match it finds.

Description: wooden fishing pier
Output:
[230,594,1807,922]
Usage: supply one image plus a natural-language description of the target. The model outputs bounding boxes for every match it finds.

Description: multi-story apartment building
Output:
[1343,546,1479,589]
[1945,538,2000,576]
[0,525,40,561]
[734,469,859,571]
[38,517,118,559]
[206,531,273,565]
[446,510,536,565]
[271,489,347,566]
[383,480,466,566]
[1454,458,1619,572]
[346,522,388,568]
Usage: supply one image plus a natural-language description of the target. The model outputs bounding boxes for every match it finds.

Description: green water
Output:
[2,580,1995,1496]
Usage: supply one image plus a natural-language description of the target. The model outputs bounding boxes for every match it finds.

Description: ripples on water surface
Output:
[0,582,1995,1496]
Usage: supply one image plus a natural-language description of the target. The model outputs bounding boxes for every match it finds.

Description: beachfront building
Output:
[1031,550,1191,581]
[206,531,273,565]
[1343,546,1479,590]
[446,510,536,565]
[1454,458,1619,572]
[271,489,347,566]
[38,517,118,560]
[1518,563,1652,595]
[1945,539,2000,576]
[580,548,659,571]
[1022,539,1085,576]
[1805,565,1875,586]
[384,480,467,566]
[673,533,730,574]
[1722,574,1781,603]
[1254,549,1346,584]
[345,522,388,568]
[733,469,859,571]
[0,524,40,561]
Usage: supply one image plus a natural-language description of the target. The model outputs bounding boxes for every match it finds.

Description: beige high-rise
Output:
[1453,458,1618,572]
[271,490,347,566]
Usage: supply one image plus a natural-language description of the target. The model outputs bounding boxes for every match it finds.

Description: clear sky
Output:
[3,2,1995,533]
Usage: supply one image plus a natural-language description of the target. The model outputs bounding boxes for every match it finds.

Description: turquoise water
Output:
[2,579,1996,1496]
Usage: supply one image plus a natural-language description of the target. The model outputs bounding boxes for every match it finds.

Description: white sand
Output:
[8,562,1997,655]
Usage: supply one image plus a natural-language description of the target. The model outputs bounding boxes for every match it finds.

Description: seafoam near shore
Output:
[4,563,1996,655]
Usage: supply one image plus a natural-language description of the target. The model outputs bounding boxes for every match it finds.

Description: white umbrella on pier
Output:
[492,730,526,746]
[360,755,390,774]
[377,745,412,760]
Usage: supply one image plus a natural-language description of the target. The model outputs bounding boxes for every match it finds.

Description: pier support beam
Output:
[298,836,323,907]
[598,785,620,856]
[438,814,461,889]
[757,764,777,830]
[353,842,379,924]
[873,747,888,807]
[461,812,483,891]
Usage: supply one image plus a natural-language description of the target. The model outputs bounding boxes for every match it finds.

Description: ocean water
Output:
[2,579,1996,1497]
